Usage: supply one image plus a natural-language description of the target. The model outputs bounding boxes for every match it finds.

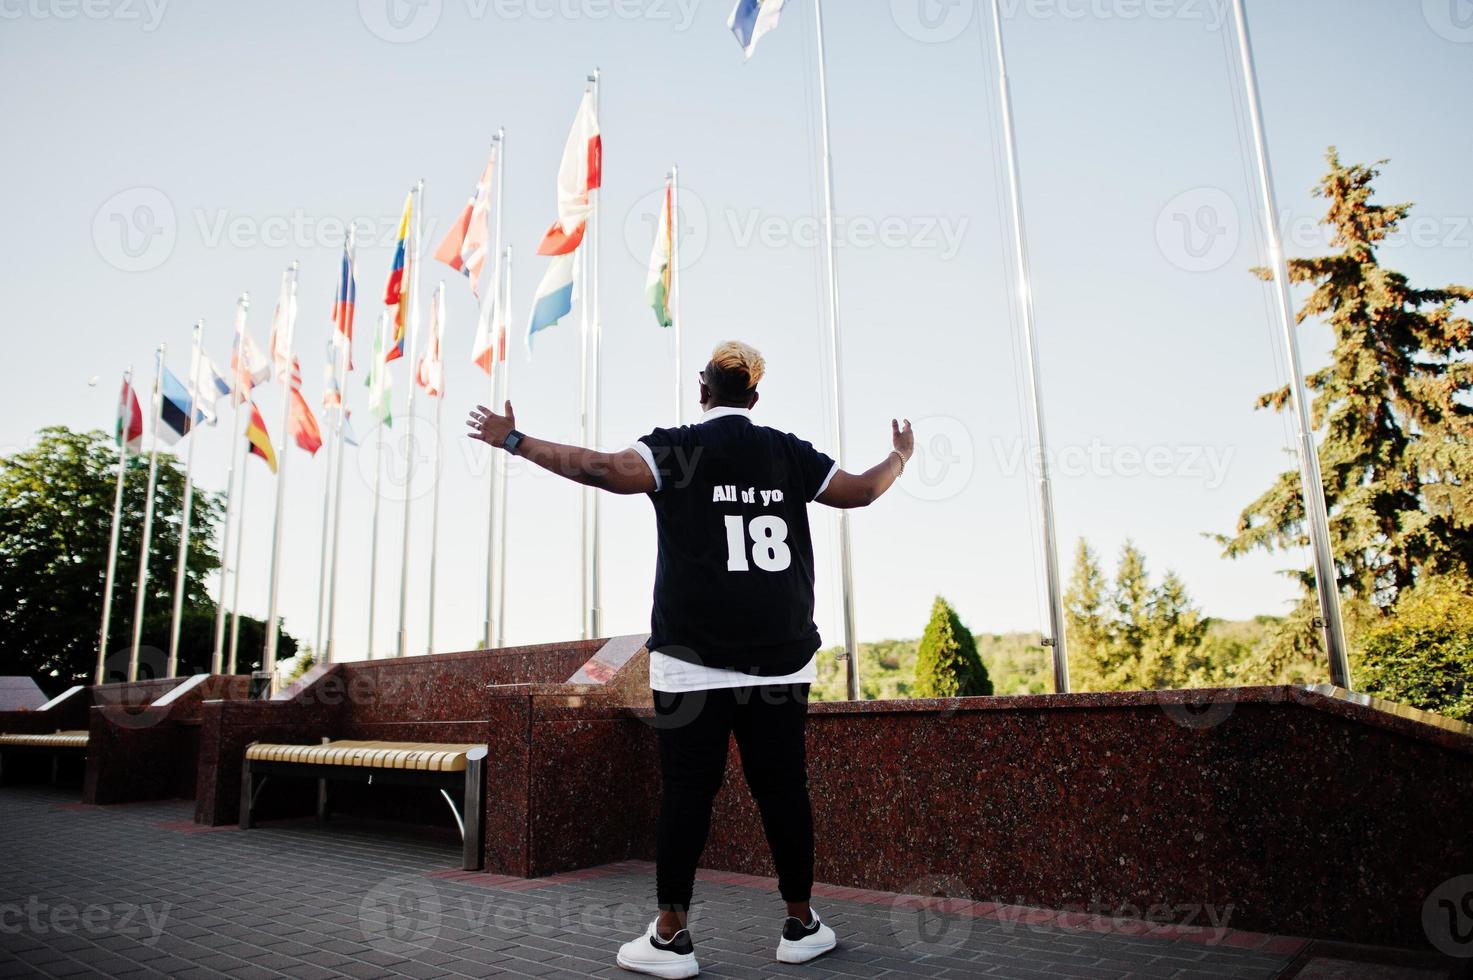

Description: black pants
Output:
[654,683,813,912]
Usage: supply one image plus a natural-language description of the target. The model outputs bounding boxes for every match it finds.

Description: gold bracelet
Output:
[892,450,907,475]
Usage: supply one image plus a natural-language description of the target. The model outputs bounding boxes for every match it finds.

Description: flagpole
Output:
[1229,0,1349,687]
[988,0,1069,693]
[494,245,514,648]
[396,178,424,659]
[811,0,860,699]
[313,405,337,661]
[166,321,204,677]
[484,129,505,649]
[227,449,249,675]
[212,295,249,673]
[426,282,446,655]
[128,345,166,683]
[585,66,604,639]
[368,312,389,659]
[670,165,683,425]
[325,229,357,665]
[97,367,133,684]
[262,261,300,691]
[577,117,591,641]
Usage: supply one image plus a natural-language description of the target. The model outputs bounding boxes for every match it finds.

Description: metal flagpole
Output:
[212,295,249,673]
[167,321,204,677]
[324,231,357,665]
[128,345,167,683]
[1229,0,1349,687]
[97,367,133,684]
[812,0,860,700]
[483,130,505,648]
[670,166,683,425]
[227,446,249,674]
[426,282,446,655]
[494,245,514,648]
[396,179,424,658]
[262,262,300,690]
[988,0,1069,693]
[313,407,337,660]
[588,66,603,640]
[577,118,591,641]
[368,312,389,658]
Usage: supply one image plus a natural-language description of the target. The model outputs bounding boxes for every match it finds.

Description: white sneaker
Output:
[776,909,837,964]
[616,919,699,978]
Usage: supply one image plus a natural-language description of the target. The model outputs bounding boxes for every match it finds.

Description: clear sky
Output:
[2,0,1470,668]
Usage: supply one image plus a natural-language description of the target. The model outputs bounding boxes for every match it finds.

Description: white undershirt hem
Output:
[649,651,818,693]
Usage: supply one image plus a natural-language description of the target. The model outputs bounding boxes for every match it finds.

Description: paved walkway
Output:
[0,787,1443,979]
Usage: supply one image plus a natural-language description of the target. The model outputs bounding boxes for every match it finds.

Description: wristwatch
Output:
[503,429,525,455]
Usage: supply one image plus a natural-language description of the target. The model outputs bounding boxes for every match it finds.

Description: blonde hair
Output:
[708,341,766,391]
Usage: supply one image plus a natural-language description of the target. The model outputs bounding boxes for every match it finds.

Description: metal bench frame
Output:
[239,741,487,871]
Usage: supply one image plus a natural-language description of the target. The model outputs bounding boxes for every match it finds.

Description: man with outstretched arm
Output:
[467,340,912,978]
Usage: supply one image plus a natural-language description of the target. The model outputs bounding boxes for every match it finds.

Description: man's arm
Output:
[466,401,657,495]
[816,419,914,509]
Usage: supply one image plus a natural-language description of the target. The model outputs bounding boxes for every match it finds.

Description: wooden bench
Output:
[240,739,488,871]
[0,730,90,784]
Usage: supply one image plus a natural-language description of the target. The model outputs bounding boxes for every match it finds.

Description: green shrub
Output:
[1356,575,1473,720]
[913,596,993,698]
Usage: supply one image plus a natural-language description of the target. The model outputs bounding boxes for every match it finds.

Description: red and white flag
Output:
[116,376,143,454]
[537,90,601,257]
[269,274,298,384]
[287,387,322,455]
[435,148,495,299]
[417,285,446,396]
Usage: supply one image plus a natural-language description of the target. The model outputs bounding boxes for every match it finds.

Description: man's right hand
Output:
[892,418,914,463]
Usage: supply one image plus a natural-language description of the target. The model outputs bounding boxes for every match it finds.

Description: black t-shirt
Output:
[636,408,838,675]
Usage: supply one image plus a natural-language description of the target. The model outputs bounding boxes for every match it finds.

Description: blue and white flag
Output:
[728,0,787,58]
[190,355,231,425]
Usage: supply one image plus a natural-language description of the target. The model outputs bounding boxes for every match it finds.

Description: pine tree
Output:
[1220,151,1473,674]
[913,596,992,698]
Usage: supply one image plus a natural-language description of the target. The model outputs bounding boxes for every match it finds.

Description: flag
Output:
[384,191,413,362]
[342,411,360,448]
[728,0,787,57]
[367,321,393,426]
[537,91,601,257]
[116,378,143,454]
[270,275,298,383]
[285,355,303,393]
[646,178,674,328]
[416,287,445,397]
[233,328,269,403]
[332,243,356,371]
[436,149,495,298]
[190,355,231,425]
[288,388,322,456]
[528,251,578,343]
[322,339,342,410]
[470,291,503,375]
[245,402,277,473]
[159,366,206,444]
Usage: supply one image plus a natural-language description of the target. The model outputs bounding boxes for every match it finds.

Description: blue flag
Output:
[728,0,787,58]
[159,366,206,444]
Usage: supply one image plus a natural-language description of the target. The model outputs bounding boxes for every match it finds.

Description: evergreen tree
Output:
[0,426,291,685]
[1220,151,1473,674]
[913,596,992,698]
